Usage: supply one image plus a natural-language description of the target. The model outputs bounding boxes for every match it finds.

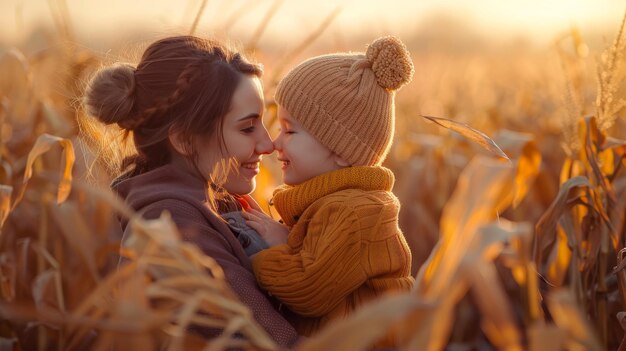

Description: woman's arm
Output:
[127,199,299,348]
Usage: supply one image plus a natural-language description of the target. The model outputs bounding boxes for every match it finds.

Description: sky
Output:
[0,0,624,48]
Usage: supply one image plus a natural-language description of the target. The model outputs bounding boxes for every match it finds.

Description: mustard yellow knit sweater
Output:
[252,166,414,339]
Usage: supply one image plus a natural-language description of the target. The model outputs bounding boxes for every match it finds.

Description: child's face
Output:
[273,106,345,185]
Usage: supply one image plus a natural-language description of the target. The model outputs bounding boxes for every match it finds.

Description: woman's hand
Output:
[243,208,289,247]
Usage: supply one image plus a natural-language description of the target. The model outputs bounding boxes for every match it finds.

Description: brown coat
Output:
[113,163,298,347]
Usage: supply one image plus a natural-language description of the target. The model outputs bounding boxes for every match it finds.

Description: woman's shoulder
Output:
[140,196,208,217]
[140,197,225,231]
[138,197,250,261]
[113,164,219,217]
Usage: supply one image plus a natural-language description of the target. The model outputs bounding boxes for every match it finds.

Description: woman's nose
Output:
[256,128,274,155]
[272,133,283,151]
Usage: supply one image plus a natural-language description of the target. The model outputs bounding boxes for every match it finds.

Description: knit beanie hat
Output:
[275,36,414,166]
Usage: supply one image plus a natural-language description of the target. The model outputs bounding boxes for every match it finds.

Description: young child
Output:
[244,36,415,345]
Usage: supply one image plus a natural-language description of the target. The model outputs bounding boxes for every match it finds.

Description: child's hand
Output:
[243,209,289,247]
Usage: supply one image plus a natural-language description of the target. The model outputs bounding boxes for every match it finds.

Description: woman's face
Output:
[196,75,273,195]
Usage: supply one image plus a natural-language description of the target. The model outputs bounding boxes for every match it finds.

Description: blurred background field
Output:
[1,0,626,350]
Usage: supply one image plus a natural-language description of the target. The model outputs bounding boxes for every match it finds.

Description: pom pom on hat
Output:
[366,36,414,90]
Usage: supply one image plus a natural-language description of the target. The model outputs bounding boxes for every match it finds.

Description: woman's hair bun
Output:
[366,36,414,90]
[84,63,137,128]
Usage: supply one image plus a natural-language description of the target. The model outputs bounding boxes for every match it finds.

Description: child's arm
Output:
[251,202,368,317]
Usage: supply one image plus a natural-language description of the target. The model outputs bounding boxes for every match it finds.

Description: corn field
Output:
[0,2,626,350]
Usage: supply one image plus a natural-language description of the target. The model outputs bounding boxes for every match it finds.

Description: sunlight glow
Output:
[0,0,622,46]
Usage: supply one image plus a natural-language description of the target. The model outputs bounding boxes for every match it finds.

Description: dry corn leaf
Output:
[585,184,613,237]
[203,317,271,351]
[297,293,430,351]
[434,220,528,350]
[15,238,35,297]
[0,49,29,96]
[491,130,533,158]
[559,202,585,254]
[604,136,626,150]
[534,176,590,266]
[130,214,226,281]
[501,226,544,321]
[156,281,273,348]
[65,262,142,349]
[70,178,135,220]
[0,98,7,156]
[421,115,510,161]
[41,100,73,137]
[604,136,626,169]
[471,220,532,262]
[0,252,15,302]
[609,180,626,249]
[493,130,542,207]
[416,156,515,296]
[617,312,626,351]
[560,198,588,273]
[412,157,534,350]
[93,330,155,351]
[80,266,157,350]
[616,250,626,308]
[598,147,615,179]
[545,226,572,287]
[525,260,544,322]
[0,337,16,351]
[113,213,277,350]
[528,323,566,351]
[465,260,523,351]
[30,242,65,312]
[32,269,63,314]
[514,141,541,208]
[581,210,603,264]
[618,311,626,330]
[547,289,603,351]
[127,213,187,256]
[579,116,616,204]
[16,133,75,207]
[0,185,12,228]
[402,277,469,351]
[560,158,584,185]
[48,202,101,283]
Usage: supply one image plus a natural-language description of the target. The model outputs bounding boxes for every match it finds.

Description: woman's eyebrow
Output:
[237,113,260,122]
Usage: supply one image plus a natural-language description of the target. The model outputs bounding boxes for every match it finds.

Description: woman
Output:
[83,35,298,347]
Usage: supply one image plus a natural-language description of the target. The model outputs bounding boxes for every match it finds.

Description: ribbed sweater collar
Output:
[272,166,394,226]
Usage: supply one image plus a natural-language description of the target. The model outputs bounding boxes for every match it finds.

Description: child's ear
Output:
[333,154,351,168]
[168,127,191,156]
